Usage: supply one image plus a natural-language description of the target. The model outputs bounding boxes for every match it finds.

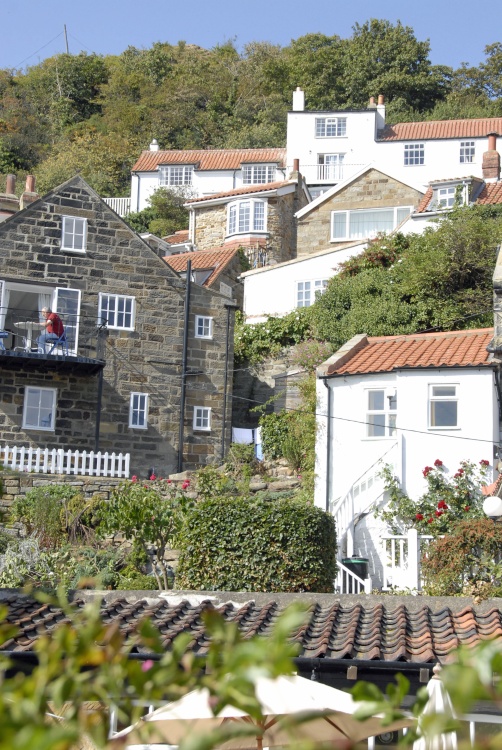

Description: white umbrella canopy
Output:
[110,674,414,749]
[413,666,458,750]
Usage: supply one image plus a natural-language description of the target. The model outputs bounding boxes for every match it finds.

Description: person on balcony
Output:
[37,307,64,348]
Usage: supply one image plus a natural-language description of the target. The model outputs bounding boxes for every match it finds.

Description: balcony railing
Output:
[243,245,269,268]
[287,162,367,187]
[103,197,131,217]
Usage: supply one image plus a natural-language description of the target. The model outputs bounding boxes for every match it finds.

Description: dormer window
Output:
[159,165,193,186]
[242,165,275,184]
[227,199,267,236]
[430,182,467,210]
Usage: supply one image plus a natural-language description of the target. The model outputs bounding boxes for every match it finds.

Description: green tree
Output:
[126,186,192,237]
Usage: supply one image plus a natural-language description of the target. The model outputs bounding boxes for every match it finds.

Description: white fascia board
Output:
[185,184,294,210]
[238,240,368,279]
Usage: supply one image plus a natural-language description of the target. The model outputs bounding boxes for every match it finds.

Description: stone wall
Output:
[0,471,122,510]
[0,176,234,478]
[297,168,424,256]
[232,349,295,428]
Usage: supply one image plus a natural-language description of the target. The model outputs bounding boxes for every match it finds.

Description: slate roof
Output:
[326,329,493,377]
[164,246,239,286]
[2,592,502,664]
[132,148,287,173]
[378,119,502,142]
[186,181,292,204]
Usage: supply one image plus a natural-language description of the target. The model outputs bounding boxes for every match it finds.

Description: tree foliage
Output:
[126,186,192,236]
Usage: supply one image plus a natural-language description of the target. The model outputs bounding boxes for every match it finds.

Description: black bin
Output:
[342,557,369,592]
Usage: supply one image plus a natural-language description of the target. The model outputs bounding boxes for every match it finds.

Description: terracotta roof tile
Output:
[164,246,240,287]
[164,230,190,244]
[187,180,292,204]
[132,148,286,173]
[378,119,502,141]
[328,329,493,376]
[476,182,502,205]
[3,593,502,665]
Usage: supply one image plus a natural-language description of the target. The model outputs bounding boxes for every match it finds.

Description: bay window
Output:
[227,199,267,235]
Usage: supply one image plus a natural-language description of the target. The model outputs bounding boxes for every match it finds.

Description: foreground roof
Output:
[132,148,287,173]
[2,591,502,665]
[378,118,502,142]
[325,329,493,376]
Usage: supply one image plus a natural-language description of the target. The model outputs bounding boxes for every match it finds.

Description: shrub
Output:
[260,411,291,460]
[176,496,337,592]
[421,519,502,597]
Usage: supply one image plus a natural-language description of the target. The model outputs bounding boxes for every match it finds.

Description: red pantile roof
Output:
[164,230,190,244]
[164,246,239,286]
[132,148,287,172]
[187,181,291,204]
[416,187,434,213]
[378,118,502,141]
[3,592,502,664]
[327,329,493,376]
[476,182,502,205]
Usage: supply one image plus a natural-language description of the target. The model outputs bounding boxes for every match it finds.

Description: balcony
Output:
[103,196,131,217]
[0,311,106,376]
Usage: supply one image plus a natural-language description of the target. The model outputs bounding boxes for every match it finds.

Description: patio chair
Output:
[46,331,68,355]
[0,330,8,351]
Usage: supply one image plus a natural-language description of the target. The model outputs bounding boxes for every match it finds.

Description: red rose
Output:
[423,466,433,477]
[435,510,443,517]
[416,513,424,521]
[182,480,190,490]
[464,506,470,511]
[437,501,448,510]
[427,518,433,523]
[131,475,137,483]
[150,474,156,481]
[434,459,443,467]
[480,460,490,467]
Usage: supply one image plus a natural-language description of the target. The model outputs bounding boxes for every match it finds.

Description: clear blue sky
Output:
[2,0,501,72]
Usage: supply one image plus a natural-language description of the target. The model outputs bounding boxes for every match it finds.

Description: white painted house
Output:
[315,328,499,592]
[287,88,502,197]
[130,146,287,213]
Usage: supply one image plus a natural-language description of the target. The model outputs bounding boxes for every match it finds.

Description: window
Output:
[22,386,57,431]
[315,117,347,137]
[296,279,328,308]
[195,315,213,339]
[62,216,87,252]
[404,143,425,166]
[98,294,135,330]
[331,207,412,240]
[436,186,457,208]
[227,199,266,235]
[193,406,211,431]
[129,393,148,429]
[242,165,275,184]
[366,389,397,438]
[429,385,458,428]
[158,165,193,186]
[317,154,344,181]
[460,141,475,163]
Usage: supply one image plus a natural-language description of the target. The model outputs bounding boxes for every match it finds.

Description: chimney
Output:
[20,175,39,210]
[149,138,160,152]
[289,158,301,181]
[483,133,501,182]
[377,94,385,105]
[0,173,19,220]
[368,96,376,108]
[292,87,305,112]
[375,93,386,132]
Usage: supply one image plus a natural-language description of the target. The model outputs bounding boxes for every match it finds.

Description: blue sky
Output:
[2,0,501,72]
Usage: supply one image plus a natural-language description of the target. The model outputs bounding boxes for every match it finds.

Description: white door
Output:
[53,288,81,355]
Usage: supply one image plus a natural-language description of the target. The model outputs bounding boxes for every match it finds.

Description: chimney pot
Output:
[25,175,36,193]
[293,158,300,172]
[378,94,385,105]
[488,133,497,152]
[5,174,16,195]
[149,139,159,152]
[369,96,375,105]
[483,133,500,181]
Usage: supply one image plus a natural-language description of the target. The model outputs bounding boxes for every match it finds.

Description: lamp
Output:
[483,495,502,520]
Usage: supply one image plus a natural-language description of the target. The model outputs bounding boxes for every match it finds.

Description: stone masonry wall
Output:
[297,169,424,256]
[0,176,234,478]
[0,471,122,511]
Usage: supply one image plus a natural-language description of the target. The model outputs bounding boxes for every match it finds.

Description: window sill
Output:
[427,426,461,431]
[195,335,213,340]
[129,425,148,430]
[225,231,268,240]
[62,248,86,254]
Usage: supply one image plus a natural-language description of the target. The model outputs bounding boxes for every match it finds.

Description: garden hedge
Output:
[176,496,337,592]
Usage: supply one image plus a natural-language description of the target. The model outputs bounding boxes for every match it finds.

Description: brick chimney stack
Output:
[483,133,501,182]
[289,157,301,181]
[0,174,19,221]
[20,175,39,210]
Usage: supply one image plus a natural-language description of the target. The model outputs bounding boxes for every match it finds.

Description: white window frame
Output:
[129,392,149,429]
[158,165,193,186]
[315,117,347,138]
[227,199,267,236]
[61,216,87,252]
[22,386,57,431]
[460,141,475,164]
[242,165,275,185]
[366,388,397,439]
[98,293,136,331]
[436,186,457,209]
[296,279,328,308]
[193,406,211,431]
[195,315,213,339]
[317,153,345,181]
[429,384,459,430]
[331,206,413,241]
[404,143,425,166]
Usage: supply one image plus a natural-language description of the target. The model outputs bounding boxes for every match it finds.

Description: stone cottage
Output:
[0,176,235,478]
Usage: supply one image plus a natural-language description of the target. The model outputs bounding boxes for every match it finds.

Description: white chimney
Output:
[375,94,386,131]
[292,87,305,112]
[149,139,160,152]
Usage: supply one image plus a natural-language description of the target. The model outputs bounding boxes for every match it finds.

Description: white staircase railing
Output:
[381,529,434,591]
[335,561,372,594]
[331,437,402,558]
[0,445,130,478]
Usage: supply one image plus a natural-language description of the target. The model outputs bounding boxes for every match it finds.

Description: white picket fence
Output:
[381,529,434,591]
[0,445,130,478]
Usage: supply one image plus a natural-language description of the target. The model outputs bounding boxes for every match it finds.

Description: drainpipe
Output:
[322,377,332,512]
[94,368,104,452]
[221,302,239,462]
[177,260,191,473]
